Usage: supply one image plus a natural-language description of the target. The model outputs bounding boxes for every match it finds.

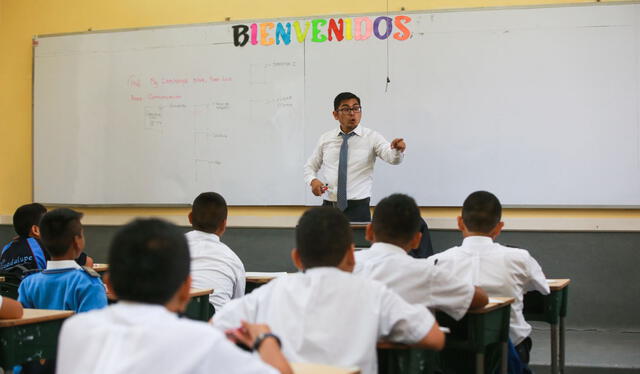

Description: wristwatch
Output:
[252,332,282,351]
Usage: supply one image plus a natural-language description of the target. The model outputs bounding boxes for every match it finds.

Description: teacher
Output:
[303,92,406,222]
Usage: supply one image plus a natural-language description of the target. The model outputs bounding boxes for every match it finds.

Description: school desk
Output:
[185,288,214,321]
[437,297,514,374]
[524,278,570,374]
[0,274,21,299]
[245,272,287,294]
[377,339,441,374]
[0,309,73,373]
[92,263,109,273]
[291,362,360,374]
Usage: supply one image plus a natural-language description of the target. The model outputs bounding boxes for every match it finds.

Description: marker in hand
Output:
[321,184,329,193]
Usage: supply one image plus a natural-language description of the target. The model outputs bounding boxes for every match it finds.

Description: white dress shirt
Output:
[186,230,246,312]
[213,267,434,374]
[303,125,403,201]
[431,236,550,345]
[56,302,279,374]
[354,242,475,320]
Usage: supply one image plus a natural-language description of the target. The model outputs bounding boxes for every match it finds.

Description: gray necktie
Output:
[337,132,355,211]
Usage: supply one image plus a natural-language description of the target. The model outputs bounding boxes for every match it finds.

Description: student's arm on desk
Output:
[469,286,489,310]
[0,296,23,319]
[523,253,550,295]
[416,322,445,350]
[230,321,292,374]
[380,287,445,351]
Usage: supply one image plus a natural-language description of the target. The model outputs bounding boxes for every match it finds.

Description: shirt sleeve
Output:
[76,279,108,313]
[424,259,475,320]
[378,285,435,343]
[303,136,325,185]
[523,254,550,295]
[212,282,268,331]
[372,131,403,165]
[17,280,33,308]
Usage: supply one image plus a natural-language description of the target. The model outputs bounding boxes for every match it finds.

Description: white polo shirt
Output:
[303,125,403,201]
[186,230,246,312]
[56,302,279,374]
[431,236,550,345]
[354,242,475,320]
[213,267,434,374]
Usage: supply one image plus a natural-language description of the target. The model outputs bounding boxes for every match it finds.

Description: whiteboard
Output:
[34,3,640,206]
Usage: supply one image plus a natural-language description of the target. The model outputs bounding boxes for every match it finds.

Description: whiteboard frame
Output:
[31,1,640,208]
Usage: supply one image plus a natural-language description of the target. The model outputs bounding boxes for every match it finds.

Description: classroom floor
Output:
[529,324,640,374]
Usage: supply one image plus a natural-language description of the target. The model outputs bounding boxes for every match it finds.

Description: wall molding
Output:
[2,215,639,231]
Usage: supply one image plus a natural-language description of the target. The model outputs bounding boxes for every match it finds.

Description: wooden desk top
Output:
[246,272,287,284]
[468,296,514,314]
[0,308,73,328]
[92,263,109,272]
[189,288,214,297]
[291,362,360,374]
[547,278,571,291]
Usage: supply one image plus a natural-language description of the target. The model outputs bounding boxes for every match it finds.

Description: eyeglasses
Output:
[337,106,362,114]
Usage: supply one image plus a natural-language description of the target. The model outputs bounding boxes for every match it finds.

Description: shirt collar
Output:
[335,125,363,137]
[189,230,220,242]
[368,242,408,256]
[47,260,82,270]
[461,236,495,247]
[303,266,349,276]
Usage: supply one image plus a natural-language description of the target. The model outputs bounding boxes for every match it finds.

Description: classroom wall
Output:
[1,0,640,227]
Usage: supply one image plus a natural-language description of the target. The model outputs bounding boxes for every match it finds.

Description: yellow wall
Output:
[1,0,638,225]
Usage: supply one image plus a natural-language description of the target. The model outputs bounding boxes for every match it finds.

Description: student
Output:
[213,207,445,374]
[354,193,488,320]
[431,191,550,372]
[57,218,292,374]
[17,208,107,313]
[1,203,93,275]
[186,192,245,313]
[0,296,23,319]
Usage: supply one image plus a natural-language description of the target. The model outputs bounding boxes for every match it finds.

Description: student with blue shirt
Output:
[1,203,93,276]
[18,208,107,312]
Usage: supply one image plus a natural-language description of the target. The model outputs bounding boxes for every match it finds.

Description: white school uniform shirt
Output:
[213,267,434,374]
[303,125,403,201]
[56,302,278,374]
[186,230,246,312]
[431,236,550,345]
[354,242,475,320]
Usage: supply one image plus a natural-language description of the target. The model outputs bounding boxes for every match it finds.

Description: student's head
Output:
[332,92,362,133]
[39,208,84,258]
[189,192,227,234]
[108,218,191,309]
[459,191,504,237]
[369,194,422,250]
[293,207,354,271]
[13,203,47,238]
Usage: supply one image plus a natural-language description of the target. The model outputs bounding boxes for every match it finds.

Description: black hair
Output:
[295,207,353,268]
[372,194,421,247]
[333,92,361,111]
[39,208,83,257]
[191,192,227,233]
[13,203,47,237]
[108,218,190,305]
[462,191,502,233]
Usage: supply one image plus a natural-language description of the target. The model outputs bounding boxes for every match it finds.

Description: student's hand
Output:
[226,320,272,348]
[310,179,327,196]
[390,138,406,152]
